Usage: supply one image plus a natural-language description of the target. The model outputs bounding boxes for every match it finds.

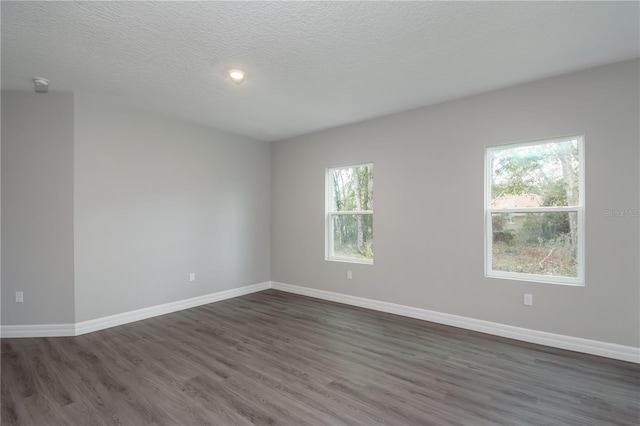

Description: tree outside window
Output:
[326,164,373,263]
[486,137,584,285]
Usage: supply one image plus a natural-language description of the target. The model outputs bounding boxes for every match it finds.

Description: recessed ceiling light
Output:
[228,69,246,85]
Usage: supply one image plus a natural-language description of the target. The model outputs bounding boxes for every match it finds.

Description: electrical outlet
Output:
[189,273,196,282]
[347,271,353,280]
[16,291,23,303]
[524,293,533,306]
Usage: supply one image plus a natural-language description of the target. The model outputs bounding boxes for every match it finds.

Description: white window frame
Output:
[485,136,585,286]
[325,163,373,264]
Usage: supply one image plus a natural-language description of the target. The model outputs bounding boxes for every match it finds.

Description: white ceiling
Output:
[2,1,639,142]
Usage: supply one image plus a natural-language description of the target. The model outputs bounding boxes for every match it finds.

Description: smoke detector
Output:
[33,78,49,93]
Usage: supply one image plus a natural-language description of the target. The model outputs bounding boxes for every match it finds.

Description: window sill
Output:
[326,257,374,265]
[486,271,584,286]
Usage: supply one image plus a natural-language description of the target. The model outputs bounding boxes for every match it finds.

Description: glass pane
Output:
[490,139,580,207]
[491,212,578,277]
[331,164,373,212]
[332,214,373,260]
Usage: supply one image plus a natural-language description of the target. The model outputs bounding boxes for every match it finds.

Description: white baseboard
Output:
[0,323,76,338]
[270,281,640,364]
[3,280,638,364]
[1,282,270,338]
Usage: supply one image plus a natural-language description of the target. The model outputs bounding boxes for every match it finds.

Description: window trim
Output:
[484,135,585,286]
[325,163,374,265]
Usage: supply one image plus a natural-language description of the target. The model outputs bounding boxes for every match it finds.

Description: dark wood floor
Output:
[2,290,639,425]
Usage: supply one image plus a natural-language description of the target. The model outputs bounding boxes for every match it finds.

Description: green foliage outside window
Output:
[330,164,373,261]
[489,138,581,279]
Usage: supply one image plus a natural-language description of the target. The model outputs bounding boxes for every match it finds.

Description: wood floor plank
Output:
[2,289,639,425]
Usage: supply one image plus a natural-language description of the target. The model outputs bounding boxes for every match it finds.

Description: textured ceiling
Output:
[2,1,639,142]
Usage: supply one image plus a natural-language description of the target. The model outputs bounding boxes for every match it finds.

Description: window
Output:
[326,163,373,263]
[486,136,584,285]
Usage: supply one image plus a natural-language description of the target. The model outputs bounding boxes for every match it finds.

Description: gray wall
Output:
[1,91,75,325]
[1,91,271,325]
[2,60,637,350]
[271,59,640,347]
[74,95,271,322]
